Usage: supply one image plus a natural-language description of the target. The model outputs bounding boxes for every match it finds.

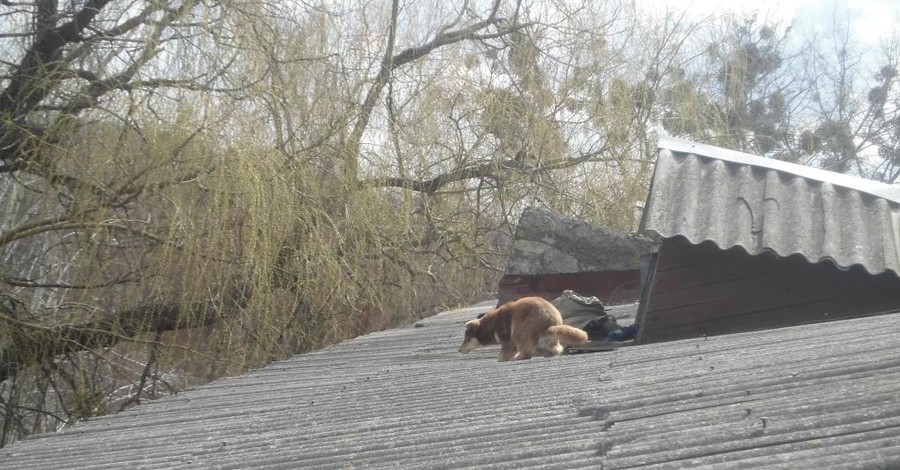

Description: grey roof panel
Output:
[3,301,900,469]
[658,137,900,202]
[642,138,900,276]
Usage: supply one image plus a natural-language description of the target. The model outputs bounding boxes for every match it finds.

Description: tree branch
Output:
[342,0,521,184]
[0,0,112,118]
[0,0,112,166]
[358,145,621,194]
[0,302,217,384]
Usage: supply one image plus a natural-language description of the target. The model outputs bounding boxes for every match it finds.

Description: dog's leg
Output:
[513,338,538,360]
[499,342,517,361]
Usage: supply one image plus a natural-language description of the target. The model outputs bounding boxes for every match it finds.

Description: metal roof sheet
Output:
[3,301,900,469]
[641,137,900,276]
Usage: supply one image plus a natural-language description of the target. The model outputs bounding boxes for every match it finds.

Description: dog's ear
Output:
[464,319,480,331]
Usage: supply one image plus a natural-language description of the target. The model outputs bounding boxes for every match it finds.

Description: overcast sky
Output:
[643,0,898,47]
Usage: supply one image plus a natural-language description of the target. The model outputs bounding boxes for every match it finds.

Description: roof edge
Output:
[658,136,900,204]
[645,230,899,278]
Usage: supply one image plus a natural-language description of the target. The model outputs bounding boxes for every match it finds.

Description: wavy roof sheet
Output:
[4,303,900,469]
[641,137,900,276]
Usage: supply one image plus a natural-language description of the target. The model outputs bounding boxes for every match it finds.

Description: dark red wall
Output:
[497,270,643,306]
[636,236,900,343]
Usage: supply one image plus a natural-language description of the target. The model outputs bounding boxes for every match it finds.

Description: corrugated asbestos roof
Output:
[642,137,900,276]
[4,301,900,469]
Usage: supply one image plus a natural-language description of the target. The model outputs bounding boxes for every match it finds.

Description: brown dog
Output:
[458,297,588,361]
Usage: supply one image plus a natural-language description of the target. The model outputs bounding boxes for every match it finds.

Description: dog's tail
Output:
[545,325,589,345]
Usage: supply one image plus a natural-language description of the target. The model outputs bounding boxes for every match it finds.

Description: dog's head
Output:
[458,319,483,354]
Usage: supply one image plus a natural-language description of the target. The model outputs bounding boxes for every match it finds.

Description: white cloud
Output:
[639,0,897,46]
[846,0,898,45]
[637,0,809,22]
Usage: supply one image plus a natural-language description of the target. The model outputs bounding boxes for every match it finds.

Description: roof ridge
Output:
[658,136,900,203]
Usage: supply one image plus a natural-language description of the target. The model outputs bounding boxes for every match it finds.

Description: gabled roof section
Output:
[641,137,900,276]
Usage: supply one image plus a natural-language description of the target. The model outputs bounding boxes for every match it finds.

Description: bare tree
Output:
[0,0,267,444]
[660,14,801,156]
[0,0,548,444]
[798,14,900,181]
[10,0,851,448]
